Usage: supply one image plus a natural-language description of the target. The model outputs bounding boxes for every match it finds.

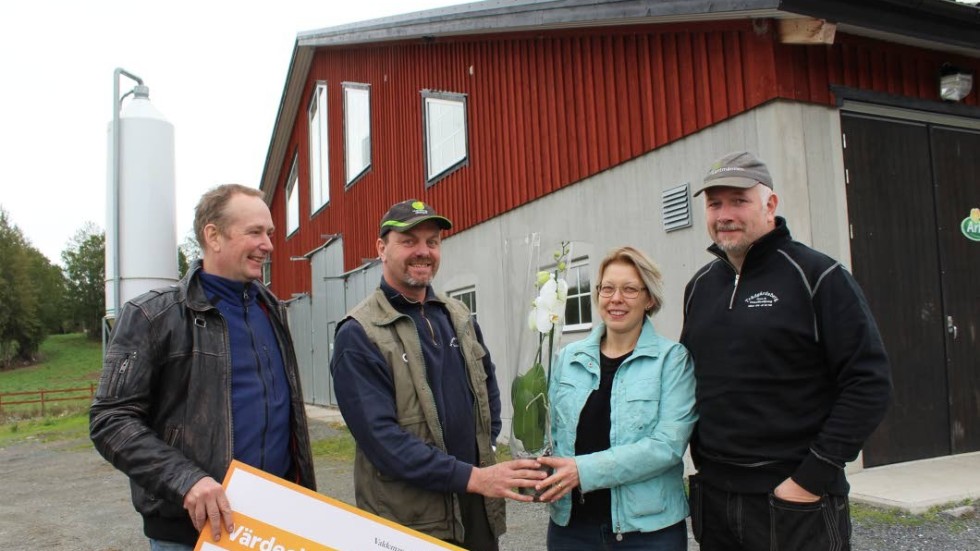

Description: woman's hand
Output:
[534,455,580,503]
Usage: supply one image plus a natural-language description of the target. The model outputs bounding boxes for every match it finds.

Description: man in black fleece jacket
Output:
[680,151,891,551]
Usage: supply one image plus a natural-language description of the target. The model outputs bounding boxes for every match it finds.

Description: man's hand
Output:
[466,459,546,501]
[774,477,821,503]
[183,476,234,542]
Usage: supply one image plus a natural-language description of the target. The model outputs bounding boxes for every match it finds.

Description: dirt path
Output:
[0,438,144,550]
[0,424,548,550]
[5,421,975,551]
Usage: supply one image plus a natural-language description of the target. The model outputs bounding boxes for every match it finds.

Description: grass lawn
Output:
[0,333,102,391]
[0,412,90,448]
[0,333,102,419]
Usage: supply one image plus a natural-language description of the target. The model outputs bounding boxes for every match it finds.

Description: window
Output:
[285,157,299,236]
[343,83,371,186]
[449,286,477,322]
[309,82,329,213]
[422,91,468,184]
[563,258,593,331]
[262,260,272,286]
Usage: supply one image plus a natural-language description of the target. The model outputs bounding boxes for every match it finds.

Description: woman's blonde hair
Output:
[593,246,665,317]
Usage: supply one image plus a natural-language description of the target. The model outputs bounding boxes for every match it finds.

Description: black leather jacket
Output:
[90,261,316,545]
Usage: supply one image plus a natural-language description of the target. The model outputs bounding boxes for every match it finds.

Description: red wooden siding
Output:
[267,20,979,298]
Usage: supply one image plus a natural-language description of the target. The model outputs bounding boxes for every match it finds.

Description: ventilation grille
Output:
[662,182,692,232]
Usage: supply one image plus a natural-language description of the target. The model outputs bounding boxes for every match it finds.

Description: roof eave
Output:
[298,0,784,48]
[259,0,979,199]
[780,0,980,56]
[259,41,313,202]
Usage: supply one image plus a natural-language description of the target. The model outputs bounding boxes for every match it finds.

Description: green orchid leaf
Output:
[511,361,549,453]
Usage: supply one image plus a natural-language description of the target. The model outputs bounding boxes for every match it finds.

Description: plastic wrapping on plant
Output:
[511,241,570,456]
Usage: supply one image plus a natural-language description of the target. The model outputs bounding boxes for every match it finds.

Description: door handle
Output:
[947,316,958,340]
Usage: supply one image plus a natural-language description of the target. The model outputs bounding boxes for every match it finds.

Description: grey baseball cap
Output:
[693,151,773,196]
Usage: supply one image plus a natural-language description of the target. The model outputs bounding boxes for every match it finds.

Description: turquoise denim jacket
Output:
[548,319,697,535]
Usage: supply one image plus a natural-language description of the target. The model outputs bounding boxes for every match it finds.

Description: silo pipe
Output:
[110,68,143,325]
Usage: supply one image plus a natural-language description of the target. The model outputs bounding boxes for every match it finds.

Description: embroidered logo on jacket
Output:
[745,291,779,308]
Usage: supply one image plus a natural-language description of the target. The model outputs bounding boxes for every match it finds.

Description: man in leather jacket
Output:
[90,184,316,550]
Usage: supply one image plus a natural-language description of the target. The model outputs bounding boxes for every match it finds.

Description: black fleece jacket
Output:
[681,217,891,496]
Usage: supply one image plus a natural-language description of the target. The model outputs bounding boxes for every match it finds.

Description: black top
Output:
[570,349,630,524]
[681,217,891,495]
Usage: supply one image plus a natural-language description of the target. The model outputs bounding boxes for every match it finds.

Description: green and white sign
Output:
[962,208,980,242]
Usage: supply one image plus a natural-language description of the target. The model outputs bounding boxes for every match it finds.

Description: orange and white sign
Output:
[195,460,462,551]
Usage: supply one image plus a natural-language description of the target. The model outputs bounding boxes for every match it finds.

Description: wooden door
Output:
[841,113,950,466]
[843,112,980,466]
[930,126,980,454]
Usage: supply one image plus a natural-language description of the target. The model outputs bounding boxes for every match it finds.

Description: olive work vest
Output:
[347,288,506,542]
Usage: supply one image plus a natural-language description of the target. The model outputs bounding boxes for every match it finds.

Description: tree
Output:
[62,223,105,340]
[178,230,201,279]
[178,248,189,279]
[0,208,58,365]
[27,248,67,335]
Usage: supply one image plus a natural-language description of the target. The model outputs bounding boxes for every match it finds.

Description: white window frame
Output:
[262,260,272,286]
[285,156,300,236]
[562,257,593,332]
[421,90,468,185]
[448,285,478,322]
[309,82,329,214]
[343,82,371,186]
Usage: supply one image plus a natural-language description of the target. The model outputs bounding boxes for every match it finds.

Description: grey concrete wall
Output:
[437,99,848,438]
[290,100,850,445]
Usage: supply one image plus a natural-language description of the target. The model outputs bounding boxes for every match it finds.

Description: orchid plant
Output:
[510,241,570,457]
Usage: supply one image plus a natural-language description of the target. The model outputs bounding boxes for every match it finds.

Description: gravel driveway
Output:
[1,418,977,550]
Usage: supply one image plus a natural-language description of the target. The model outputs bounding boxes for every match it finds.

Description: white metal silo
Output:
[105,70,177,319]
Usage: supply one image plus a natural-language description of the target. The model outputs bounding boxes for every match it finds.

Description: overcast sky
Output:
[3,0,977,265]
[0,0,467,265]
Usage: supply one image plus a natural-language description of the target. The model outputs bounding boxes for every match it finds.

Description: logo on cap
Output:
[379,199,453,237]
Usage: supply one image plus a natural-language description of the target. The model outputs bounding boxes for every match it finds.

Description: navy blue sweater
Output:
[330,278,501,494]
[200,272,292,478]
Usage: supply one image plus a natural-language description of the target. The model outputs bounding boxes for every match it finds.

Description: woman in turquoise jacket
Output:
[537,246,697,550]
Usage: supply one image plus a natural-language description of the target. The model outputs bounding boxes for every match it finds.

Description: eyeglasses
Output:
[596,284,647,299]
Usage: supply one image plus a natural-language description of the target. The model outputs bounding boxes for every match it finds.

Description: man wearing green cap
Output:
[331,199,545,550]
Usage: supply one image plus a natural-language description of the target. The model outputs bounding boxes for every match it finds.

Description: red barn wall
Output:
[267,19,979,298]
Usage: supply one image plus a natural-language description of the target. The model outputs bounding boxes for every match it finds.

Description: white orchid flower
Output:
[531,275,568,334]
[556,278,568,302]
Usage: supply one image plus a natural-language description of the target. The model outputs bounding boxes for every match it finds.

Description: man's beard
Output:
[402,257,436,288]
[403,274,432,288]
[713,223,750,257]
[716,240,750,257]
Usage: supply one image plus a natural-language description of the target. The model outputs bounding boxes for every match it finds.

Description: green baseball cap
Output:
[379,199,453,237]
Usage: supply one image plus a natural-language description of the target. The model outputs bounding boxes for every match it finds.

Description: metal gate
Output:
[285,238,382,407]
[311,240,345,406]
[286,294,315,404]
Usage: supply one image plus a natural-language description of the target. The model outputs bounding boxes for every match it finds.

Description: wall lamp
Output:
[940,63,973,102]
[289,256,310,261]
